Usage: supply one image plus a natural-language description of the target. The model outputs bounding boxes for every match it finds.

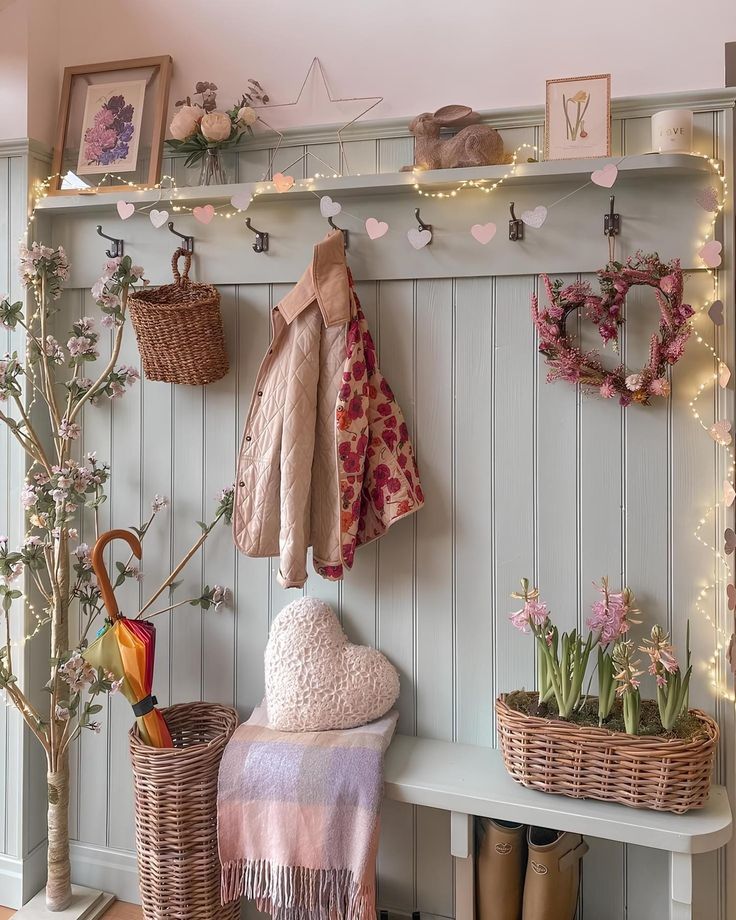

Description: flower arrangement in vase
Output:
[166,79,268,184]
[496,578,718,813]
[0,244,234,909]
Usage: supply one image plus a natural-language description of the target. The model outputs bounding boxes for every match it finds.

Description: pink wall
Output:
[5,0,736,145]
[0,0,31,140]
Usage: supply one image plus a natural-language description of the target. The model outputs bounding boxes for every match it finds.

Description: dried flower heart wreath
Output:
[531,252,694,406]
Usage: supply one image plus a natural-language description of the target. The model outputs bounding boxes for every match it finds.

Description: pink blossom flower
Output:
[649,377,670,397]
[599,378,616,399]
[57,419,81,440]
[509,599,549,633]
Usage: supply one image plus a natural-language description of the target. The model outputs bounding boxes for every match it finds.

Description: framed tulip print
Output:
[545,74,611,160]
[50,56,172,195]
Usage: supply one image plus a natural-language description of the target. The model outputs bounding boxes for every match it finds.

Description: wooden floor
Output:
[0,901,141,920]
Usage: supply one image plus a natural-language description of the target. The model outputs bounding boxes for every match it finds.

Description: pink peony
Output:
[200,111,232,143]
[238,105,257,126]
[169,104,204,141]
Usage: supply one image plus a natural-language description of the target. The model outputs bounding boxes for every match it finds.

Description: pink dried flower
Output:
[649,377,670,397]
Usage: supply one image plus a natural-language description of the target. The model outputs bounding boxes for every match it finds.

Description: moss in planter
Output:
[504,690,704,741]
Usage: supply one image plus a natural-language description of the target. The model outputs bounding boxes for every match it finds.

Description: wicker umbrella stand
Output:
[129,702,239,920]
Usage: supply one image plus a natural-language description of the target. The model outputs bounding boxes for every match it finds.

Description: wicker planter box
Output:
[496,694,719,814]
[130,702,239,920]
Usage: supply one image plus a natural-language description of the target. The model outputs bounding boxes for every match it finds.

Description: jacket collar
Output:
[278,231,351,327]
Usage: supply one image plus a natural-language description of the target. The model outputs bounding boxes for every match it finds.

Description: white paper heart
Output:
[273,172,295,193]
[265,597,399,732]
[699,240,723,268]
[521,205,547,229]
[116,201,135,220]
[320,195,342,218]
[591,163,618,188]
[725,480,736,507]
[696,186,720,212]
[193,204,215,225]
[365,217,389,240]
[407,227,432,249]
[149,209,169,229]
[720,363,731,389]
[470,222,497,244]
[231,191,252,211]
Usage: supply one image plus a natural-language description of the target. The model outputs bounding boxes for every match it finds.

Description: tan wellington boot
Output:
[522,827,588,920]
[476,818,527,920]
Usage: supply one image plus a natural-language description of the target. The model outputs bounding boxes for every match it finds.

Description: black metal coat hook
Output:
[96,225,124,259]
[244,217,269,254]
[414,207,432,241]
[327,216,349,250]
[604,195,621,237]
[167,221,194,254]
[508,202,524,242]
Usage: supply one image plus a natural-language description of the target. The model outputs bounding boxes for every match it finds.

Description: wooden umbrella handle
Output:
[91,529,142,622]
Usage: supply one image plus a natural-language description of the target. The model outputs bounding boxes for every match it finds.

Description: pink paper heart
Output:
[709,419,732,445]
[193,204,215,225]
[708,299,724,325]
[265,598,399,732]
[591,163,618,188]
[231,191,252,211]
[116,200,134,220]
[699,240,723,268]
[149,209,169,229]
[521,205,547,229]
[273,172,294,193]
[724,480,736,507]
[720,363,731,388]
[728,583,736,612]
[724,528,736,555]
[407,227,432,249]
[365,217,389,240]
[696,186,720,212]
[471,222,497,244]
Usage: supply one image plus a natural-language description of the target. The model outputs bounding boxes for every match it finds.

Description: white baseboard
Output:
[70,843,139,905]
[0,843,47,909]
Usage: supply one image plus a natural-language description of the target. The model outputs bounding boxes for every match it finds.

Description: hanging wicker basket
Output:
[129,702,239,920]
[496,693,718,814]
[129,248,229,385]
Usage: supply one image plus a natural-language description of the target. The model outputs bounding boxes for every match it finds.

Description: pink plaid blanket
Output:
[218,703,398,920]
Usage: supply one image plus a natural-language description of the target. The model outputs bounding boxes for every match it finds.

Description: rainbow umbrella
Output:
[83,529,172,748]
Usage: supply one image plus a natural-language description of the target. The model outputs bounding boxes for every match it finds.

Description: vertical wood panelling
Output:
[0,154,10,856]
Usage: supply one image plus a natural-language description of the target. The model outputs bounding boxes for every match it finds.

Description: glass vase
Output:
[199,148,227,186]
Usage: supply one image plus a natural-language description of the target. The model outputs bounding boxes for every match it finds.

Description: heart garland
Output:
[117,201,135,220]
[149,209,169,229]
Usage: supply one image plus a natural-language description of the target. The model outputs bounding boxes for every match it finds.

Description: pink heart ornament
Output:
[521,205,547,229]
[407,227,432,249]
[696,186,720,212]
[471,222,497,245]
[273,172,295,193]
[365,217,389,240]
[708,300,724,326]
[709,419,732,445]
[728,583,736,612]
[264,598,399,732]
[724,528,736,555]
[230,191,252,211]
[149,209,169,229]
[193,204,215,225]
[720,363,731,389]
[699,240,723,268]
[591,163,618,188]
[116,200,135,220]
[320,195,342,218]
[724,480,736,507]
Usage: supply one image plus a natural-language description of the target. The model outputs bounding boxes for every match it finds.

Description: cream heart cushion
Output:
[265,597,400,731]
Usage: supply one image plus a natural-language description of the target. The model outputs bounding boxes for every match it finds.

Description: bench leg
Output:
[450,812,474,920]
[670,852,693,920]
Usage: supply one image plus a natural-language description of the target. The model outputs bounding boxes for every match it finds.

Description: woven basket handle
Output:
[171,248,192,285]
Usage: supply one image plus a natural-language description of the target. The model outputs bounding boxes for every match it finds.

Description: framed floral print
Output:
[545,74,611,160]
[50,56,172,195]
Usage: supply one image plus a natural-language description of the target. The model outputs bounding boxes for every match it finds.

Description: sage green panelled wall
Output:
[2,93,735,918]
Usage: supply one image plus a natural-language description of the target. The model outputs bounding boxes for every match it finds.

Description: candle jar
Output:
[651,109,693,153]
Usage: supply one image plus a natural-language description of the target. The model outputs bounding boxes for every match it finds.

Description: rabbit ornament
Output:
[405,104,506,170]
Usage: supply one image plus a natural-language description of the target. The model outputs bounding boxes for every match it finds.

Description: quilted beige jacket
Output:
[233,231,423,588]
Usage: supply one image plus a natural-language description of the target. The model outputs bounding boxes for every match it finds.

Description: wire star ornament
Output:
[252,57,383,178]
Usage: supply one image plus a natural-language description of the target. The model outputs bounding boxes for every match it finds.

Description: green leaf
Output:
[86,704,103,714]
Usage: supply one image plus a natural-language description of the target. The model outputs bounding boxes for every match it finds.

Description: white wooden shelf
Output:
[33,153,715,215]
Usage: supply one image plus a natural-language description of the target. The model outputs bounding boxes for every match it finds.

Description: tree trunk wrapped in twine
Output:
[46,760,71,910]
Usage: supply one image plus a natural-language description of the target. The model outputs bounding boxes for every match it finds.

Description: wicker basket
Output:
[129,248,229,385]
[129,702,239,920]
[496,694,719,814]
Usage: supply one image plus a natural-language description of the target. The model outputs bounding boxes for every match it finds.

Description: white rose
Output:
[200,112,232,143]
[238,105,257,127]
[169,104,203,141]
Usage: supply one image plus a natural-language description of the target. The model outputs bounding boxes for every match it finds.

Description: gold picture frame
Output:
[50,55,172,195]
[545,74,611,161]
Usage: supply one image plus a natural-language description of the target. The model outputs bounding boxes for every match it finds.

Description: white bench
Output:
[384,734,732,920]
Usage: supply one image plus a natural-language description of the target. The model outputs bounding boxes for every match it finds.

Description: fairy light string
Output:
[14,148,736,701]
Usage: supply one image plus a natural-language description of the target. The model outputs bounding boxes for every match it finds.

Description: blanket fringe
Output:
[221,859,376,920]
